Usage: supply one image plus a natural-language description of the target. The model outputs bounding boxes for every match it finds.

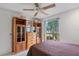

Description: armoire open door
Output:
[12,17,26,53]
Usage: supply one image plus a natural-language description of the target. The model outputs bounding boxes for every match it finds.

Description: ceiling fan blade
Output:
[34,11,38,16]
[23,9,34,11]
[42,3,55,10]
[40,10,48,15]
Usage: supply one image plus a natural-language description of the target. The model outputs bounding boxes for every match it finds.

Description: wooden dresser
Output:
[26,19,42,49]
[26,32,36,49]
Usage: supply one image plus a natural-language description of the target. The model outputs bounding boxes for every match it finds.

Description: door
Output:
[21,25,26,50]
[16,25,26,52]
[16,25,21,52]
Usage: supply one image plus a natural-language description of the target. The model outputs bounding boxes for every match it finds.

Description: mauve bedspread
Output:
[27,40,79,56]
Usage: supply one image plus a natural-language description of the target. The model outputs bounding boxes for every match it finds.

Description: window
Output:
[45,18,59,40]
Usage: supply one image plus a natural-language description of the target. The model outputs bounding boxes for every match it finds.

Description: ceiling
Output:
[0,3,79,19]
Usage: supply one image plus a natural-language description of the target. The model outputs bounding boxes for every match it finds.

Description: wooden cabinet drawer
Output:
[27,40,32,43]
[26,32,37,49]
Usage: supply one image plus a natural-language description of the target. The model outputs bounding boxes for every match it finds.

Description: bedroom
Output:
[0,3,79,56]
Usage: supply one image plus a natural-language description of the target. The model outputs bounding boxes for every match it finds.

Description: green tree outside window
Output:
[46,18,59,40]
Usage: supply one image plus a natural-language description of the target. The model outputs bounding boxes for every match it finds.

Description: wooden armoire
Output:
[32,20,42,43]
[12,17,26,53]
[26,20,42,49]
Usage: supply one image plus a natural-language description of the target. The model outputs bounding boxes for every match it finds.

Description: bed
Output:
[27,40,79,56]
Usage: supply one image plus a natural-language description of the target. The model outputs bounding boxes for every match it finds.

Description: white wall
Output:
[0,8,22,55]
[59,8,79,44]
[44,7,79,44]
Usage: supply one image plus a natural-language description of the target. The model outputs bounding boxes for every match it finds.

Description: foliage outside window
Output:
[45,18,59,40]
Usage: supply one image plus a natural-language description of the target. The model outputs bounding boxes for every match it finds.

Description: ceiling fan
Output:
[23,3,55,16]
